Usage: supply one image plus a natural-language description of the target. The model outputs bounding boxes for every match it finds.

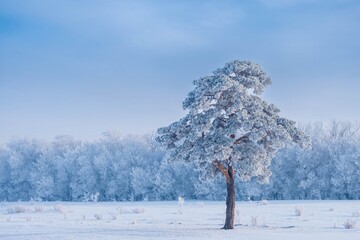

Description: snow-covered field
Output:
[0,200,359,240]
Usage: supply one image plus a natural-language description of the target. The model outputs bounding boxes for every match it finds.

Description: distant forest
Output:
[0,121,359,202]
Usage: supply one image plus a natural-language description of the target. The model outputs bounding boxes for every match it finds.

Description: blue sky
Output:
[0,0,359,143]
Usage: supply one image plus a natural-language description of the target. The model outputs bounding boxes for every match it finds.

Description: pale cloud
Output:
[0,0,243,51]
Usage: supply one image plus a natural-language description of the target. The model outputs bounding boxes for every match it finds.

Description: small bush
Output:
[257,200,269,206]
[352,211,360,217]
[54,204,67,214]
[295,206,303,216]
[116,207,123,214]
[34,205,44,213]
[94,214,103,220]
[178,196,185,207]
[7,205,28,214]
[344,219,356,229]
[132,208,145,214]
[15,205,27,213]
[110,214,117,220]
[7,207,14,214]
[235,207,241,224]
[329,207,335,212]
[251,216,259,226]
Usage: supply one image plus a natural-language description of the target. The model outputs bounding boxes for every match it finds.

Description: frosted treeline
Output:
[0,121,359,202]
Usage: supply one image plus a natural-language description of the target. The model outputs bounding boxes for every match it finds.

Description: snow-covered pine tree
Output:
[156,60,310,229]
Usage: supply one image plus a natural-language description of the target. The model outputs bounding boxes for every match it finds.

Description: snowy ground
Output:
[0,200,359,240]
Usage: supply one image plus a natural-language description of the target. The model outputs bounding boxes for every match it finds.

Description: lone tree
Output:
[156,60,310,229]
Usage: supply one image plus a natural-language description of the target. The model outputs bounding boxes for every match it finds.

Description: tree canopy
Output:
[157,60,310,183]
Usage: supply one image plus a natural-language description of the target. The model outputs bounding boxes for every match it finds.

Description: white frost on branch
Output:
[157,60,310,183]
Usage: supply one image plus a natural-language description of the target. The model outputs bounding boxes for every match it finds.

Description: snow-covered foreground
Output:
[0,200,359,240]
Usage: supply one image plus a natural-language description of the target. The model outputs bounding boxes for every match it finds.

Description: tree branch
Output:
[233,135,249,145]
[213,160,230,182]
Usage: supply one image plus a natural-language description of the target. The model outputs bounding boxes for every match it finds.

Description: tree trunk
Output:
[213,160,236,229]
[223,165,235,229]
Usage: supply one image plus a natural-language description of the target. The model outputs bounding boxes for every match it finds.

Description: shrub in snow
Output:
[25,216,32,222]
[34,205,44,213]
[6,216,11,222]
[14,205,27,213]
[344,219,356,229]
[329,207,335,212]
[295,206,303,216]
[116,207,123,214]
[235,207,241,224]
[235,208,240,217]
[7,207,14,214]
[7,205,27,214]
[131,219,137,225]
[54,204,67,214]
[132,208,145,214]
[110,214,117,220]
[352,211,360,217]
[54,204,62,212]
[257,200,269,206]
[177,196,185,215]
[94,214,103,220]
[178,196,185,207]
[262,219,269,227]
[251,216,259,226]
[82,215,86,220]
